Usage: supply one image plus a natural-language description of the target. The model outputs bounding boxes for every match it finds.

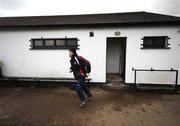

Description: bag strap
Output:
[74,56,80,65]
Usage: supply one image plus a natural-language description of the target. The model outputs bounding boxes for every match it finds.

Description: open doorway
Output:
[106,37,126,83]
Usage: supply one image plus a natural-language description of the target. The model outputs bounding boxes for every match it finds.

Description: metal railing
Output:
[132,67,178,89]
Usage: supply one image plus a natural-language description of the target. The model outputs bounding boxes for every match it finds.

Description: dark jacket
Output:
[70,55,91,80]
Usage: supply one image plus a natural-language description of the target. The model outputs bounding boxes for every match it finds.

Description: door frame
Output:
[106,37,127,81]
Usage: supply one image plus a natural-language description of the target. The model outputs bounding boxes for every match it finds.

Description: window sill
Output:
[140,47,171,49]
[29,47,79,50]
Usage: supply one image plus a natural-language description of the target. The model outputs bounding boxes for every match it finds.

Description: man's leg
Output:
[79,78,92,98]
[75,82,85,102]
[75,80,86,108]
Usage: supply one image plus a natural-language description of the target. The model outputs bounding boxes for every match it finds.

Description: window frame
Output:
[30,38,79,50]
[141,36,170,49]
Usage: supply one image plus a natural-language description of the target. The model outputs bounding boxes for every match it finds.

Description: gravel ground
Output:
[0,86,179,126]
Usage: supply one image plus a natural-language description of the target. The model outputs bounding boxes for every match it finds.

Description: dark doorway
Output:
[106,37,126,82]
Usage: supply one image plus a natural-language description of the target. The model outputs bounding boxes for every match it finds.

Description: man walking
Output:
[69,48,92,108]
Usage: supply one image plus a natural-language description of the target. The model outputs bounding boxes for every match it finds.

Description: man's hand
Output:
[86,73,90,77]
[69,69,72,73]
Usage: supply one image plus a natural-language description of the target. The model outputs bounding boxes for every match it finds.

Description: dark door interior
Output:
[106,37,126,80]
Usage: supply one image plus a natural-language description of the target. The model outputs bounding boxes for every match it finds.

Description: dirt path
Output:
[0,87,179,126]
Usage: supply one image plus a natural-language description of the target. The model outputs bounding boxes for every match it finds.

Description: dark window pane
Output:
[67,39,77,46]
[34,40,43,46]
[56,40,65,46]
[144,38,153,48]
[143,37,168,48]
[154,37,165,48]
[45,40,54,46]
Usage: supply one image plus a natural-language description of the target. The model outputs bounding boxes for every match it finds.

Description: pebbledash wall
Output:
[0,26,180,84]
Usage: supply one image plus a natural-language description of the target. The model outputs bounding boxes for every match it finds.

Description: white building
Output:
[0,12,180,86]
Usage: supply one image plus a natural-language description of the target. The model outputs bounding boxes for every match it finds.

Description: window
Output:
[67,39,77,46]
[34,40,43,46]
[141,36,170,49]
[30,38,79,50]
[45,40,54,46]
[56,40,65,46]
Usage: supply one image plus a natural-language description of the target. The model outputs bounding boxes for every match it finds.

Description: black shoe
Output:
[87,96,92,102]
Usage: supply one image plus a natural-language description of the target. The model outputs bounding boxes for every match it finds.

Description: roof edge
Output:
[0,21,180,30]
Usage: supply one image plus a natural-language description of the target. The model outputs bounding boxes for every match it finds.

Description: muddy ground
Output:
[0,86,179,126]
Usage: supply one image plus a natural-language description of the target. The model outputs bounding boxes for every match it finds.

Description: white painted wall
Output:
[124,27,180,85]
[0,26,180,84]
[0,29,107,83]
